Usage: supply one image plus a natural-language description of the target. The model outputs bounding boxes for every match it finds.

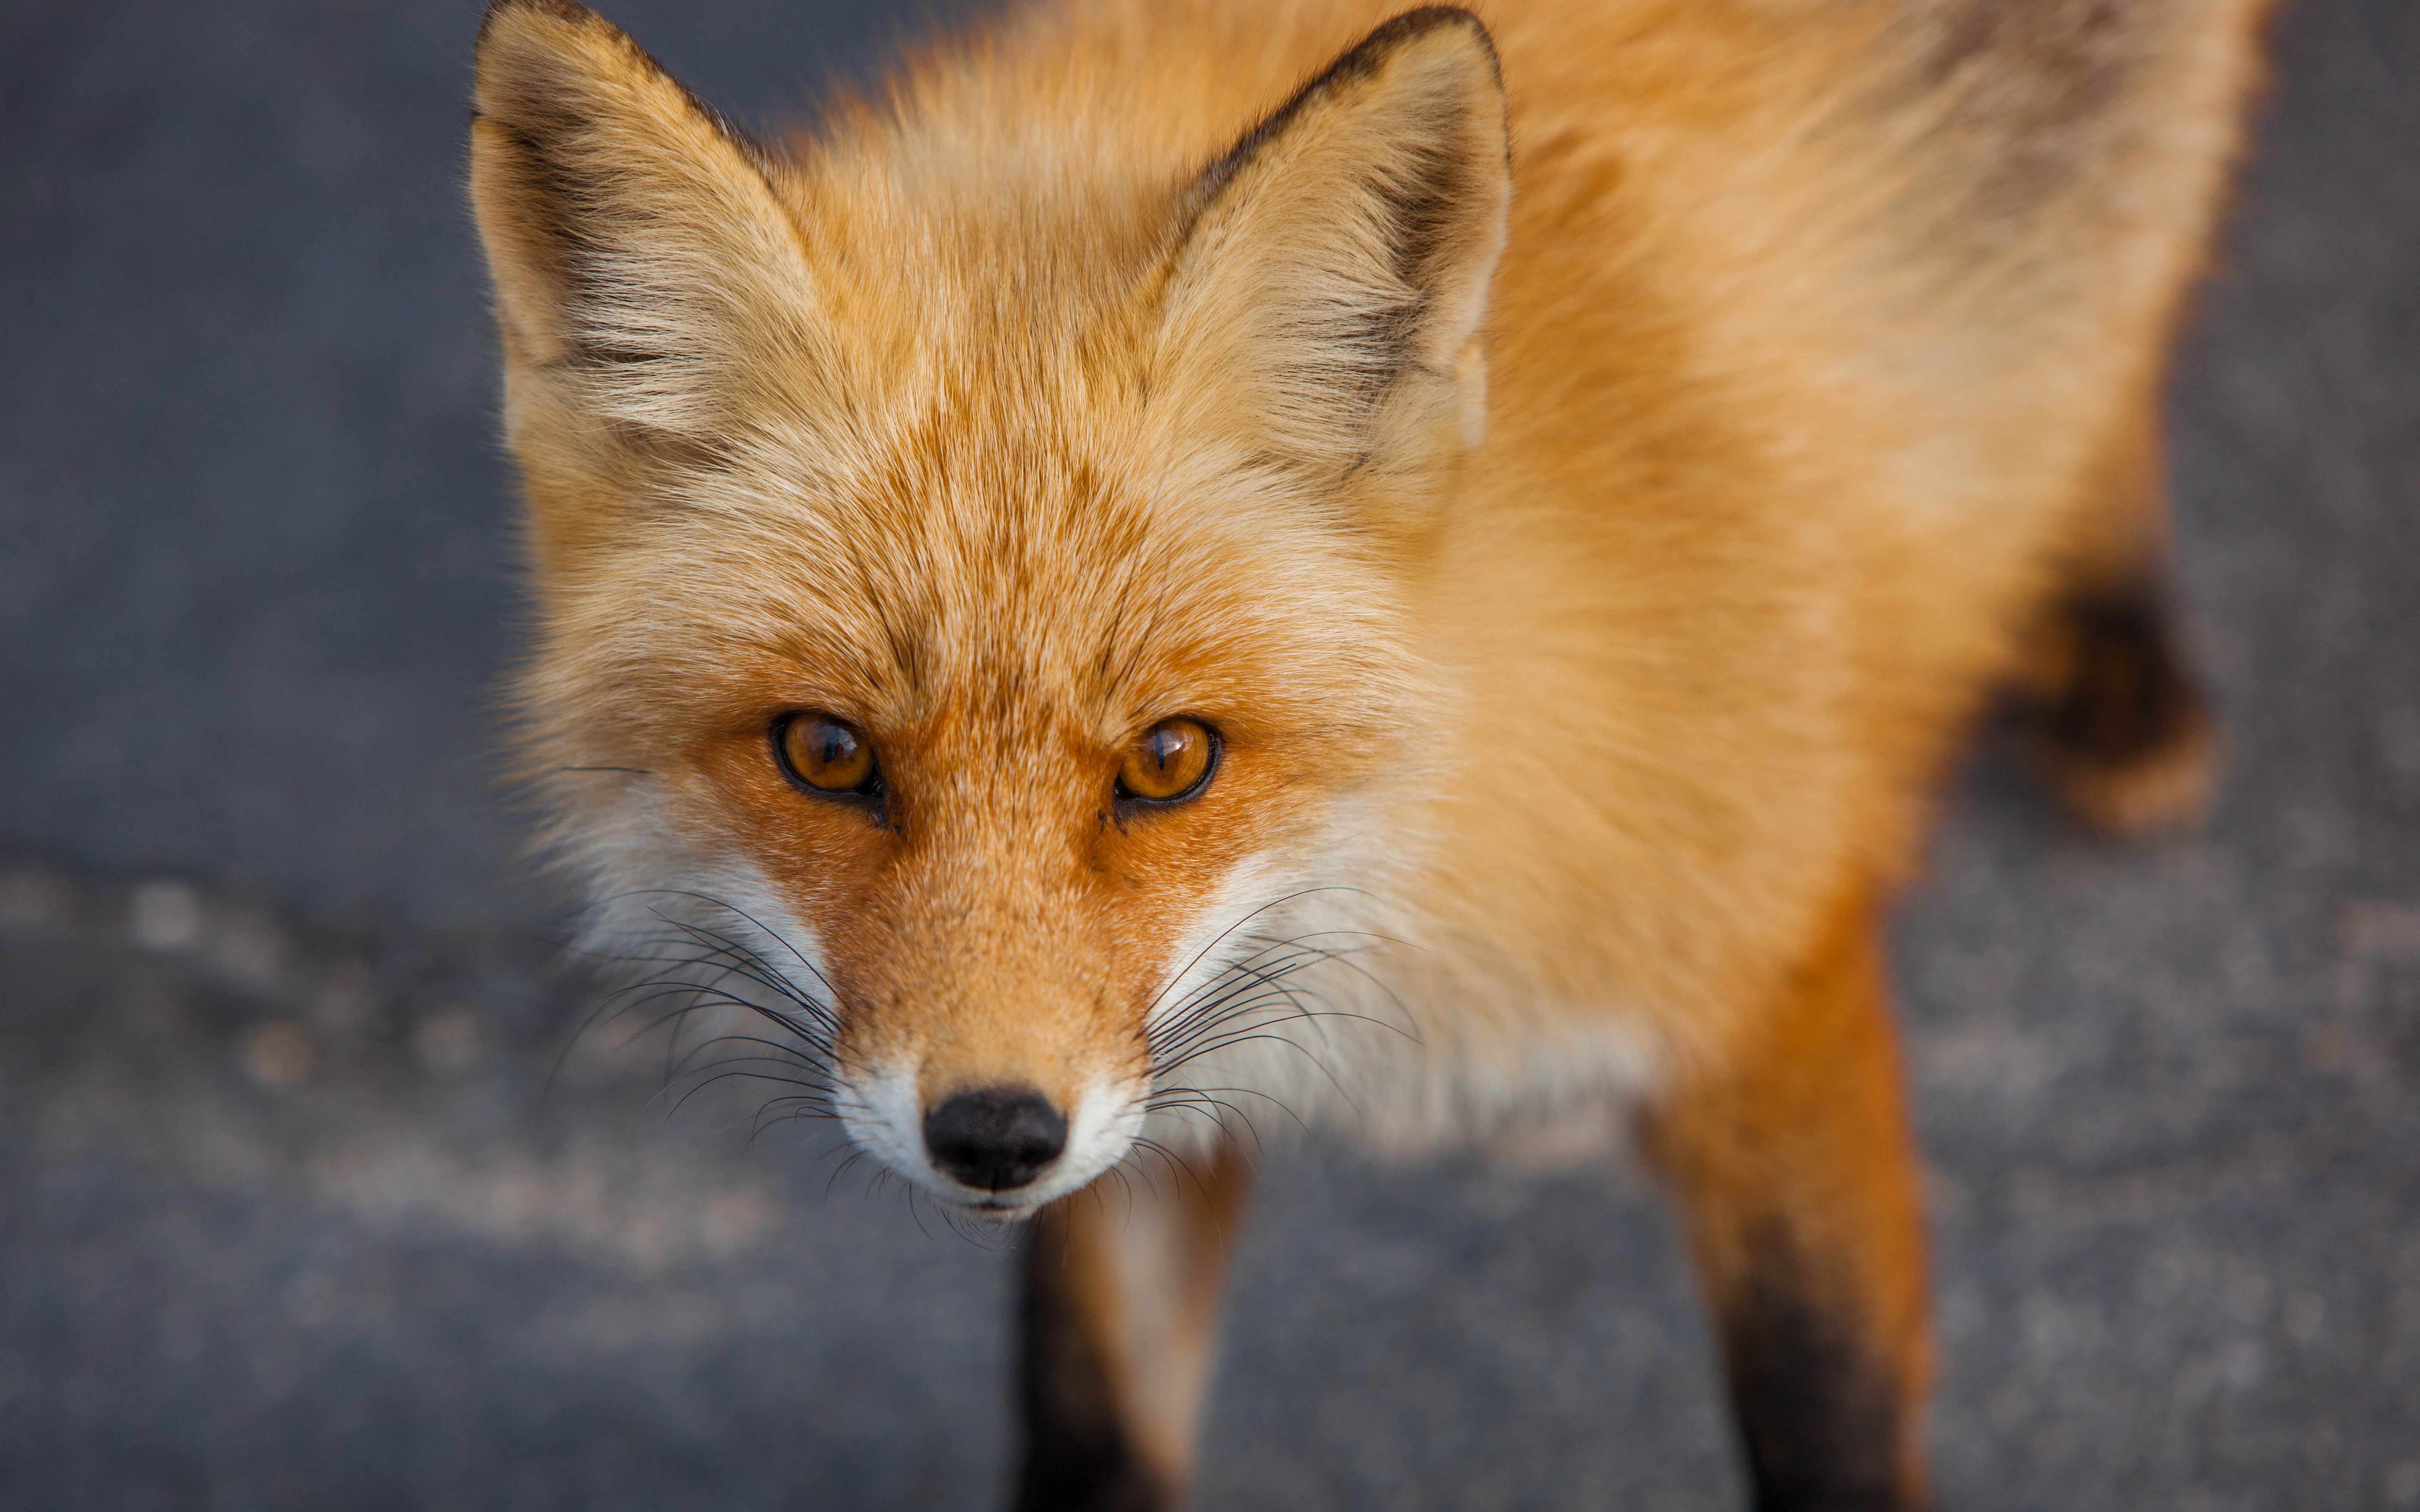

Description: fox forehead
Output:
[549,405,1425,757]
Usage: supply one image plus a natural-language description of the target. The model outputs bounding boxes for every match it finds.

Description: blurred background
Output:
[2,0,2415,1507]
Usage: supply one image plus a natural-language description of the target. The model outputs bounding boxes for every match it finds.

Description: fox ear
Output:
[469,0,825,442]
[1153,8,1510,490]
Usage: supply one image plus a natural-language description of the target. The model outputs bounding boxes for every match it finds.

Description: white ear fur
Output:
[468,0,828,441]
[1152,8,1511,483]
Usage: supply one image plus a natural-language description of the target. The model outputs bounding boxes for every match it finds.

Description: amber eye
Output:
[1117,717,1218,804]
[774,713,879,794]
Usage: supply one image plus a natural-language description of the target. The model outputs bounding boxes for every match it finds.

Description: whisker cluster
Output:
[559,885,1419,1230]
[1133,888,1419,1162]
[557,890,857,1153]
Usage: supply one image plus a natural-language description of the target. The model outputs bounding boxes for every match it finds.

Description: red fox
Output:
[469,0,2269,1505]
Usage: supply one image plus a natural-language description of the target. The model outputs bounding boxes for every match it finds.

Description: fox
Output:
[467,0,2270,1506]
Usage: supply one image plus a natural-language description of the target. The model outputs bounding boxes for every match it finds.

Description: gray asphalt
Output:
[2,1,2415,1508]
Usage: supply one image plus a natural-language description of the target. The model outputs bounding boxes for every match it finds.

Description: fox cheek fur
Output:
[470,0,2268,1506]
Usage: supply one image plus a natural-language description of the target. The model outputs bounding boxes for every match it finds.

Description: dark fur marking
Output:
[1016,1218,1170,1512]
[1192,7,1498,205]
[2033,582,2207,770]
[1900,0,2144,228]
[1719,1240,1917,1511]
[482,0,775,171]
[1354,130,1476,394]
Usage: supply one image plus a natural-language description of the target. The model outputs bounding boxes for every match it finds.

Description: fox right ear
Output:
[1149,8,1510,494]
[469,0,828,443]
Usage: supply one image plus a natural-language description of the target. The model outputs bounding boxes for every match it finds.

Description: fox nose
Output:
[922,1088,1068,1192]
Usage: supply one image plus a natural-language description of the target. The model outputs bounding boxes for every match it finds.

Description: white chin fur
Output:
[837,1067,1147,1216]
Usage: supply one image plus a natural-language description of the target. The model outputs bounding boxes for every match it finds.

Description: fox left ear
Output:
[1151,8,1510,493]
[468,0,829,448]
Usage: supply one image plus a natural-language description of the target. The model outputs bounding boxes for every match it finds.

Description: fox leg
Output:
[2015,404,2218,833]
[1645,894,1932,1512]
[1016,1143,1252,1512]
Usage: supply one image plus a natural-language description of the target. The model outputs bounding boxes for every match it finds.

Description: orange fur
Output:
[469,0,2271,1501]
[1644,882,1932,1506]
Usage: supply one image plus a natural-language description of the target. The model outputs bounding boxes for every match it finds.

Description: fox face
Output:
[472,3,1509,1211]
[563,440,1427,1214]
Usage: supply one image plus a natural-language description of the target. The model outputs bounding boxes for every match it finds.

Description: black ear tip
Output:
[1379,6,1492,37]
[1315,6,1505,119]
[481,0,597,28]
[475,0,602,55]
[1362,6,1500,65]
[1197,3,1504,201]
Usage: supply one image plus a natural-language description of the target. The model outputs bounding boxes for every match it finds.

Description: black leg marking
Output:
[2035,587,2205,770]
[1015,1220,1167,1512]
[2021,576,2217,832]
[1720,1261,1922,1512]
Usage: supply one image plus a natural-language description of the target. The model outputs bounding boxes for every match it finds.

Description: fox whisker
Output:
[1143,915,1418,1128]
[563,891,857,1143]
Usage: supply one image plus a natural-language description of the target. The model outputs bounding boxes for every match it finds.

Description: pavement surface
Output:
[2,0,2416,1508]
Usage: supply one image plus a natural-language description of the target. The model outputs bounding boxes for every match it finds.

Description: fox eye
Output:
[1117,717,1218,804]
[774,713,880,795]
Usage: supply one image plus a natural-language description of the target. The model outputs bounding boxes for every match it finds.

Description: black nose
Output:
[922,1088,1068,1192]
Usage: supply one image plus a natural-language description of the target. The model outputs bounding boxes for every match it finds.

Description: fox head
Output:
[470,0,1509,1214]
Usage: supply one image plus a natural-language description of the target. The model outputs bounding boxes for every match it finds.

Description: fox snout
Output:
[922,1088,1067,1192]
[836,1052,1150,1215]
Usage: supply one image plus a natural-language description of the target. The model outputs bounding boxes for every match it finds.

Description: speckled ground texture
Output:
[2,0,2415,1508]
